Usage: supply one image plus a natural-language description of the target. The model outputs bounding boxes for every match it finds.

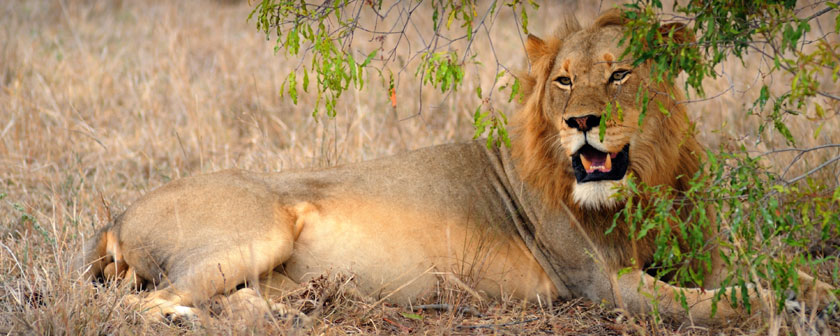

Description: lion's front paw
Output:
[270,302,312,329]
[124,294,202,324]
[802,279,837,310]
[781,274,838,326]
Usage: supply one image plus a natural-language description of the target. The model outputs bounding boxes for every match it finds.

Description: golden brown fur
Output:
[75,10,833,326]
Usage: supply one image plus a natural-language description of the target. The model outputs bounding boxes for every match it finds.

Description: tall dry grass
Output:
[0,0,838,334]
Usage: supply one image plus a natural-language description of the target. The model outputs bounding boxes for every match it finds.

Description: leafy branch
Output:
[621,0,840,145]
[250,0,538,146]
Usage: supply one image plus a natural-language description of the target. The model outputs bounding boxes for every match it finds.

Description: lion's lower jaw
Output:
[572,179,625,210]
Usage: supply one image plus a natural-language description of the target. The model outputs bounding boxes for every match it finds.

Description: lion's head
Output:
[512,10,703,215]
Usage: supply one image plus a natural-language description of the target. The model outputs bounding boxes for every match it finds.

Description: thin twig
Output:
[816,91,840,101]
[677,81,734,105]
[803,6,835,22]
[784,154,840,185]
[752,144,840,181]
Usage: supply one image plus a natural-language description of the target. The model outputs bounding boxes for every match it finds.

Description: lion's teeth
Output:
[604,153,612,172]
[580,154,592,172]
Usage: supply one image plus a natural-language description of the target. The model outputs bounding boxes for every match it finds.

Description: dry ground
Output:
[1,0,839,334]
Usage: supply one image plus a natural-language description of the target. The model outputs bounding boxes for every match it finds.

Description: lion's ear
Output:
[521,34,560,101]
[525,34,548,66]
[658,22,695,45]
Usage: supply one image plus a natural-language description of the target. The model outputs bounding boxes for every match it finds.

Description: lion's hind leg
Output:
[109,173,309,322]
[124,239,297,322]
[128,271,310,325]
[120,211,301,322]
[122,256,284,323]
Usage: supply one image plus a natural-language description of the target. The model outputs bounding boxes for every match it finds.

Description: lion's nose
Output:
[565,115,600,132]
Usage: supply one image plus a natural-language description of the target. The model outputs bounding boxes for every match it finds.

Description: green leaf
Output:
[617,266,634,278]
[815,103,825,118]
[520,7,529,34]
[773,118,795,145]
[656,100,670,116]
[432,6,439,32]
[361,49,377,67]
[833,185,840,202]
[302,66,310,92]
[757,85,770,108]
[400,312,424,320]
[495,70,506,80]
[835,11,840,33]
[287,72,298,104]
[600,102,610,142]
[508,77,521,103]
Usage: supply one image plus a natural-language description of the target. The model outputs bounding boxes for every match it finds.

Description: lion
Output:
[75,10,833,326]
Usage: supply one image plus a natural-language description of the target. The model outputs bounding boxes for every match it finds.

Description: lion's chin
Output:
[572,179,625,210]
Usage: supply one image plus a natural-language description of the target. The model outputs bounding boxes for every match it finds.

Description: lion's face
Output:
[515,13,699,213]
[545,26,641,209]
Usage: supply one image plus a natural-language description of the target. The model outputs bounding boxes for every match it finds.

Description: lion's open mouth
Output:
[571,144,630,183]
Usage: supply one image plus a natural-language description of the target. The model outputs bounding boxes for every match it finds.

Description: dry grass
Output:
[1,0,838,334]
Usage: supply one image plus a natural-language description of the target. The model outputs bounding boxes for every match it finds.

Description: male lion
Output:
[77,10,832,326]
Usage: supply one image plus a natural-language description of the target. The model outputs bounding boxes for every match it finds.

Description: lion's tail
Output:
[71,224,125,281]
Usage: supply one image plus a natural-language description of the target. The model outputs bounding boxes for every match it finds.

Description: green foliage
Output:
[400,312,424,320]
[505,0,539,34]
[416,51,465,93]
[472,72,523,148]
[599,101,624,142]
[473,105,510,148]
[251,0,535,145]
[621,0,839,145]
[616,148,840,315]
[251,0,378,117]
[431,0,478,40]
[4,197,55,246]
[613,1,840,318]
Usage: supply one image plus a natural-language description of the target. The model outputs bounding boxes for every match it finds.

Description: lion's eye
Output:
[555,76,572,86]
[610,70,630,83]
